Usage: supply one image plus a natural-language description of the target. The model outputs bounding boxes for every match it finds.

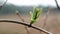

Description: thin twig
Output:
[43,11,49,28]
[16,11,30,34]
[0,0,8,9]
[55,0,60,10]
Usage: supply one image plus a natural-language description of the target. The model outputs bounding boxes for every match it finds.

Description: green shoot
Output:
[30,7,42,26]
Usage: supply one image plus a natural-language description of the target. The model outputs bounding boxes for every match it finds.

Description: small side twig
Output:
[16,11,30,34]
[43,11,49,28]
[39,9,49,34]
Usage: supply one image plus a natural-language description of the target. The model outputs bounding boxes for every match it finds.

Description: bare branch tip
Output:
[16,10,19,15]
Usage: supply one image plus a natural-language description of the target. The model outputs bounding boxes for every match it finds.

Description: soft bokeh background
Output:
[0,0,60,34]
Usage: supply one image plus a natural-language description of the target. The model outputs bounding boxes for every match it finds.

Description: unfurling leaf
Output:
[30,7,43,26]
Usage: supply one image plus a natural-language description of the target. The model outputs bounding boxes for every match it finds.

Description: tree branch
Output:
[0,19,52,34]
